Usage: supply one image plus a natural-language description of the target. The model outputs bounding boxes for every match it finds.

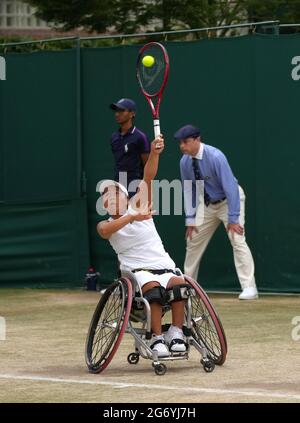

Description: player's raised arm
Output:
[130,135,164,210]
[143,135,164,182]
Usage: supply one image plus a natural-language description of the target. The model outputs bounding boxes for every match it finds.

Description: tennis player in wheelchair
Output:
[97,135,188,358]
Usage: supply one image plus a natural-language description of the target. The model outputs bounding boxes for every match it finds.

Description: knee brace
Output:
[167,284,190,303]
[143,286,168,306]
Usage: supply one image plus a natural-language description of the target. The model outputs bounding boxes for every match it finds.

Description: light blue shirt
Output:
[180,143,240,225]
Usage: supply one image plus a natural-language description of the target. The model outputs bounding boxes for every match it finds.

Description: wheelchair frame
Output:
[85,270,227,376]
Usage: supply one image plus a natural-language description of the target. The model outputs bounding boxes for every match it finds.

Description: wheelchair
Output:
[85,270,227,376]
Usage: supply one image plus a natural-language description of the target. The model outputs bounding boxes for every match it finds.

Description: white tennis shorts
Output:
[134,270,184,290]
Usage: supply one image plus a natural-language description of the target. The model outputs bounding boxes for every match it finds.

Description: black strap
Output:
[210,197,226,204]
[169,339,187,350]
[150,339,167,349]
[167,284,190,303]
[132,268,176,275]
[173,285,182,301]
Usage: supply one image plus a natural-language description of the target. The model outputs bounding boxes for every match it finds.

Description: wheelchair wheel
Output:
[154,363,167,376]
[127,353,140,365]
[185,276,227,365]
[202,358,215,373]
[85,278,132,373]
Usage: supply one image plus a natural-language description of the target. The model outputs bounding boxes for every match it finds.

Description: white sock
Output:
[153,334,164,340]
[169,325,182,334]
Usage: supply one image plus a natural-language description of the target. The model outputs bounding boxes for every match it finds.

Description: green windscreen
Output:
[1,35,300,292]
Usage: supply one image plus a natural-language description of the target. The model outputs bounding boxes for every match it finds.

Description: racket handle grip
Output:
[153,119,161,138]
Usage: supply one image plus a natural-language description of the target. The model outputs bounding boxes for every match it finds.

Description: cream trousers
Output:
[184,186,257,290]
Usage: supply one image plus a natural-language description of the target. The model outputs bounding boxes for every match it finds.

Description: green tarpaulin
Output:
[1,34,299,292]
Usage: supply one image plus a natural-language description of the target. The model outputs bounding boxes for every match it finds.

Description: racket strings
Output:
[137,45,166,97]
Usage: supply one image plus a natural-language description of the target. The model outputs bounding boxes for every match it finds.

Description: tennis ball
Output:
[142,55,155,67]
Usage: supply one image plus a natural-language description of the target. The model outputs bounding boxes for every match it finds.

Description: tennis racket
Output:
[136,42,170,138]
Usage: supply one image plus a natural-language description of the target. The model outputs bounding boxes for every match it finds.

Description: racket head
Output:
[136,42,169,100]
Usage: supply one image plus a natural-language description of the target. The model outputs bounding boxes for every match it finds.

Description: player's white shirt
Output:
[108,212,176,271]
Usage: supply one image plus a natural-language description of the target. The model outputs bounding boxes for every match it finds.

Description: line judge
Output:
[175,124,258,300]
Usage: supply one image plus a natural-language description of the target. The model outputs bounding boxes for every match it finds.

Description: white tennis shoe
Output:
[164,325,187,353]
[239,287,259,300]
[149,335,170,358]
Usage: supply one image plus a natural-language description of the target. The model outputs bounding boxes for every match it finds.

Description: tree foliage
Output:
[247,0,300,24]
[24,0,300,34]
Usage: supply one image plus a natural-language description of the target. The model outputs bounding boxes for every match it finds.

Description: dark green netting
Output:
[1,35,300,292]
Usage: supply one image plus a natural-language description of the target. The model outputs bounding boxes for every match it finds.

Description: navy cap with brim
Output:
[110,98,136,112]
[174,124,201,140]
[110,103,126,111]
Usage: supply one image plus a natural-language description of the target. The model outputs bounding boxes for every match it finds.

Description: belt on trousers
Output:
[132,268,176,275]
[209,197,226,205]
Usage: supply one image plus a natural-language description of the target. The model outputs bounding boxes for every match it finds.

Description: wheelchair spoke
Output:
[195,321,221,354]
[191,294,222,360]
[101,287,122,321]
[86,281,131,371]
[92,316,121,363]
[93,325,113,351]
[92,327,116,363]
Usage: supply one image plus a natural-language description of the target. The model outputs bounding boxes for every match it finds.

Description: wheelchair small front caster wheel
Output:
[127,353,140,365]
[154,363,167,376]
[201,359,215,373]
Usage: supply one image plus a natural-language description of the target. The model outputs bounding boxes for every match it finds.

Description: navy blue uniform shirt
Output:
[111,126,150,186]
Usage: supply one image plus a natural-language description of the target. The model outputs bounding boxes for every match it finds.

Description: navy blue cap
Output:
[174,124,201,141]
[110,98,136,112]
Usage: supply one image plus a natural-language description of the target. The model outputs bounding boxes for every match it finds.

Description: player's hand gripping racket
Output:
[136,42,169,141]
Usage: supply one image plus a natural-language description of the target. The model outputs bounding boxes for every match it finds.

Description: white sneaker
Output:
[239,287,259,300]
[164,325,187,353]
[149,335,170,358]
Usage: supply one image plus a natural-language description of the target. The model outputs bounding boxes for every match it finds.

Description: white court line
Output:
[0,374,300,401]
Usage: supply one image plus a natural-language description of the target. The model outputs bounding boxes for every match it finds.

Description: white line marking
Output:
[0,374,300,400]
